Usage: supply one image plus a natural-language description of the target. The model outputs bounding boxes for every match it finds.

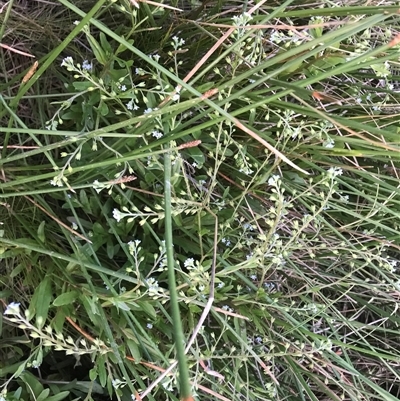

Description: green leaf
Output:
[89,367,97,381]
[106,238,115,259]
[97,355,107,387]
[186,147,205,165]
[136,301,156,319]
[37,388,50,401]
[99,32,112,54]
[20,371,43,397]
[86,32,107,65]
[75,382,104,394]
[37,221,46,243]
[126,339,141,361]
[189,304,202,314]
[79,190,91,213]
[46,391,70,401]
[115,38,134,55]
[52,307,67,333]
[98,102,109,116]
[30,276,52,329]
[111,299,130,311]
[10,263,26,278]
[53,291,79,306]
[72,81,93,91]
[14,387,22,399]
[80,295,101,325]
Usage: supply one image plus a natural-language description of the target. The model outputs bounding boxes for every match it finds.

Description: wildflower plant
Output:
[2,2,400,401]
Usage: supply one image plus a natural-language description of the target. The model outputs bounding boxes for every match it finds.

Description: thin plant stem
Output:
[163,149,192,400]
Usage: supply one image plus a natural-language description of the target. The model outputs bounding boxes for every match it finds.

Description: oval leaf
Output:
[53,291,79,306]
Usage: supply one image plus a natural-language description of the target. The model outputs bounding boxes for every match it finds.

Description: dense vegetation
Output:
[1,1,400,400]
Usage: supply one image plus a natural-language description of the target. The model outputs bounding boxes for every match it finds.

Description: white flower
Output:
[323,139,335,149]
[243,223,254,231]
[126,100,135,110]
[184,258,195,267]
[172,36,185,48]
[61,56,74,67]
[50,176,63,187]
[268,175,280,186]
[113,208,122,222]
[146,323,153,329]
[152,130,163,139]
[250,274,257,280]
[327,167,343,179]
[82,60,92,71]
[31,360,41,368]
[120,85,127,91]
[264,282,276,291]
[4,302,21,315]
[112,379,120,389]
[144,108,153,114]
[221,238,231,246]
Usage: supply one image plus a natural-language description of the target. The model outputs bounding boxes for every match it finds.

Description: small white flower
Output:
[112,379,120,389]
[268,175,280,186]
[264,282,276,291]
[184,258,195,267]
[120,85,127,91]
[127,100,135,110]
[4,302,21,315]
[146,323,153,329]
[172,36,185,48]
[50,176,63,187]
[144,108,153,114]
[152,130,163,139]
[250,274,257,280]
[82,60,92,71]
[323,139,335,149]
[113,208,122,222]
[243,223,254,231]
[61,56,74,67]
[31,360,41,368]
[327,167,343,178]
[221,238,231,246]
[218,282,224,288]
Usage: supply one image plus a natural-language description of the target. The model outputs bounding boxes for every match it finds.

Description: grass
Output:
[1,0,400,400]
